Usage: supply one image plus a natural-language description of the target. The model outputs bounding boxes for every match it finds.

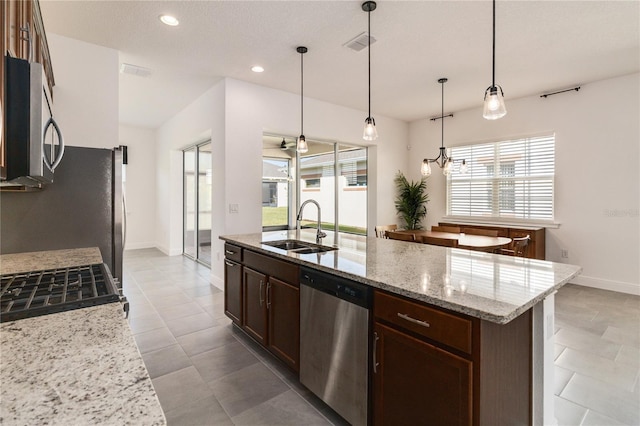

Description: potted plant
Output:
[394,171,429,230]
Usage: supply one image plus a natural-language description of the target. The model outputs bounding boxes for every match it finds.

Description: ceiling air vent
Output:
[344,31,377,52]
[120,63,153,77]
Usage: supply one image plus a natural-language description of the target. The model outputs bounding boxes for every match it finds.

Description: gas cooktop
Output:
[0,263,120,323]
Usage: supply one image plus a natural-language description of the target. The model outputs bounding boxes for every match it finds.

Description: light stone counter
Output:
[0,247,165,425]
[0,304,165,425]
[0,247,103,274]
[221,230,582,324]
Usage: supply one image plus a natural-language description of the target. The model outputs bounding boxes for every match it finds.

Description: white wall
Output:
[408,73,640,295]
[48,34,118,149]
[156,78,408,286]
[155,81,226,257]
[119,125,157,250]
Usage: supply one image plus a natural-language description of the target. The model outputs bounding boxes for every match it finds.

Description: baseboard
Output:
[124,242,155,250]
[210,274,224,291]
[156,244,183,257]
[571,275,640,296]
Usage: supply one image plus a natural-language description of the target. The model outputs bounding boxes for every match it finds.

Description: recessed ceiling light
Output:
[159,15,179,26]
[251,66,265,73]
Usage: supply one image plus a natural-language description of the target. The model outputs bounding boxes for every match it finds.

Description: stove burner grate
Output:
[0,264,119,322]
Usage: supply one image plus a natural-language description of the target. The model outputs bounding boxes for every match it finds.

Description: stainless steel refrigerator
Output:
[0,146,125,283]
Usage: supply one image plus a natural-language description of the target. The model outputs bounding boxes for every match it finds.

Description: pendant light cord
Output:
[492,0,496,89]
[300,50,304,135]
[367,6,371,118]
[441,81,444,149]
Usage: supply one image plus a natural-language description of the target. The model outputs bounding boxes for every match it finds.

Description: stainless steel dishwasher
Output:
[300,267,372,426]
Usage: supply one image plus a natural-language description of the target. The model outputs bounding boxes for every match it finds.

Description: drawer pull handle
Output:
[225,250,235,255]
[224,260,234,267]
[397,313,430,328]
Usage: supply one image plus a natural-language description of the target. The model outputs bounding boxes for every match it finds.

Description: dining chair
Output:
[419,235,458,247]
[501,235,530,257]
[431,225,461,233]
[386,231,416,242]
[375,224,398,238]
[464,228,499,237]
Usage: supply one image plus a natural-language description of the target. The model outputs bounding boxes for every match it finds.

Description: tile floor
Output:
[123,248,640,426]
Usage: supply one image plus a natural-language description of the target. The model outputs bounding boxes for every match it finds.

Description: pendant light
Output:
[362,1,378,141]
[483,0,507,120]
[296,46,309,153]
[421,78,467,177]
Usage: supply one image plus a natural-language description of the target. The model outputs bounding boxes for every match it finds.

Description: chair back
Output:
[419,235,458,247]
[431,225,461,233]
[387,231,416,242]
[465,228,499,237]
[501,235,530,257]
[375,224,398,238]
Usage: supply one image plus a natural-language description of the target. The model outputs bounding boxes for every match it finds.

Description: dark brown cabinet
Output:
[226,247,300,373]
[373,289,533,426]
[223,243,243,326]
[374,323,472,426]
[242,267,267,345]
[267,277,299,371]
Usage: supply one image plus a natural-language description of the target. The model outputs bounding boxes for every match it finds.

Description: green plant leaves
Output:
[394,171,429,230]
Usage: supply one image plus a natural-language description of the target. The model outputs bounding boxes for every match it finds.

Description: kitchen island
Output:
[0,248,165,426]
[221,230,582,426]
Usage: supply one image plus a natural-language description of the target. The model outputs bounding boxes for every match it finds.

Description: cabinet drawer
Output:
[244,250,299,285]
[224,243,242,263]
[374,291,472,354]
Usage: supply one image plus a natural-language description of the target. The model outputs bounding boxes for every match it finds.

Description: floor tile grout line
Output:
[229,327,336,425]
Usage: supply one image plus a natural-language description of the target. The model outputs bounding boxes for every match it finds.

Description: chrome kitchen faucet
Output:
[296,199,326,244]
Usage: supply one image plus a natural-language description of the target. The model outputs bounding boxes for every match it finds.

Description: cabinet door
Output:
[243,267,267,345]
[224,259,243,325]
[267,277,299,372]
[374,323,472,426]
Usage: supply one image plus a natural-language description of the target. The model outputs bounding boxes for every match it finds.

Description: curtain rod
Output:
[540,86,581,98]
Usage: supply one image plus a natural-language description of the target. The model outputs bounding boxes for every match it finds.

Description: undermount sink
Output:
[262,239,338,254]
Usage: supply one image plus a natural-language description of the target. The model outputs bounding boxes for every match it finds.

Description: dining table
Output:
[394,230,512,252]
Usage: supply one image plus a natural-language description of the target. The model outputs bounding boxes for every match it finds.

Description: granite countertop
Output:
[0,247,103,275]
[0,247,165,425]
[221,230,582,324]
[0,304,165,425]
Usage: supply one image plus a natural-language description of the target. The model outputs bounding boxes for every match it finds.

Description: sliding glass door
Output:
[262,135,367,235]
[183,141,212,266]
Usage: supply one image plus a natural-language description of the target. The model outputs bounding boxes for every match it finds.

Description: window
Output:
[262,157,290,230]
[262,135,367,235]
[447,134,555,222]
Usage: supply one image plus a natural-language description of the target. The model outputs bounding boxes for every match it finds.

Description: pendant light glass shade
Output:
[443,158,454,176]
[363,117,378,141]
[459,159,468,174]
[421,159,432,177]
[483,86,507,120]
[296,46,308,153]
[483,0,506,120]
[297,135,308,153]
[362,1,378,141]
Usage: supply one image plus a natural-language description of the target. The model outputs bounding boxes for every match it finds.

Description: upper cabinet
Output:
[3,0,55,91]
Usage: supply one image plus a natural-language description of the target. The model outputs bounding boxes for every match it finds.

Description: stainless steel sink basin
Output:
[262,239,337,254]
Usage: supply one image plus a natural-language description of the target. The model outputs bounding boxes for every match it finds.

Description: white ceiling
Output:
[40,0,639,129]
